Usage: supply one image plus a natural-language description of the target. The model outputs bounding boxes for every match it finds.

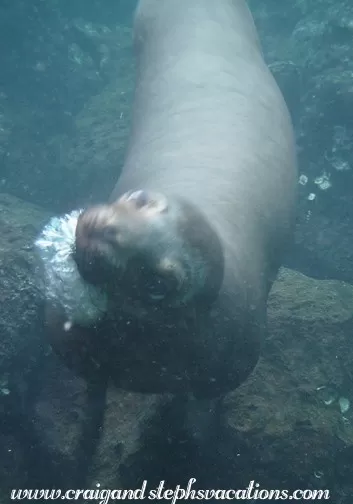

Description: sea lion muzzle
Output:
[73,189,222,308]
[73,190,171,290]
[74,204,125,287]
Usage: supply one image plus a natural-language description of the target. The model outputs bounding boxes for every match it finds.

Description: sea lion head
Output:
[74,189,224,315]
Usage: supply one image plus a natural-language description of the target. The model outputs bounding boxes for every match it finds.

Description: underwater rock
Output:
[2,192,353,495]
[83,268,353,491]
[251,0,353,284]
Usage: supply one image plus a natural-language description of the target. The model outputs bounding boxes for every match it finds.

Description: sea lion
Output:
[45,0,297,399]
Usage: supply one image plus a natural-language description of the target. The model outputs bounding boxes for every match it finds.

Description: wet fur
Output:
[46,0,297,398]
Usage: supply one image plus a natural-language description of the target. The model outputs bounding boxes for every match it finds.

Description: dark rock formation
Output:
[1,191,353,501]
[0,2,134,211]
[250,0,353,283]
[83,268,353,499]
[0,193,50,496]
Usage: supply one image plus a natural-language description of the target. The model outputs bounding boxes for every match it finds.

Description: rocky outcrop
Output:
[83,268,353,498]
[249,0,353,283]
[0,2,134,210]
[1,191,353,500]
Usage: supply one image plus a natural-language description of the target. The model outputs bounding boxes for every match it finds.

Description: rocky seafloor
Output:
[0,193,353,502]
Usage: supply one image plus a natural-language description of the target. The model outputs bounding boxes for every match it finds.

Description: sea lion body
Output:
[48,0,297,398]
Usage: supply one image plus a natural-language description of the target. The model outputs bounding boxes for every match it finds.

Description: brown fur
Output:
[45,0,297,398]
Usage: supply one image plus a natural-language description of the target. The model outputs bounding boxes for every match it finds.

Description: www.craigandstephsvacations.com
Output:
[11,479,330,503]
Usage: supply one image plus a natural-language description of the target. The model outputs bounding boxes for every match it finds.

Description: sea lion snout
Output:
[74,204,125,286]
[73,190,171,288]
[75,190,168,254]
